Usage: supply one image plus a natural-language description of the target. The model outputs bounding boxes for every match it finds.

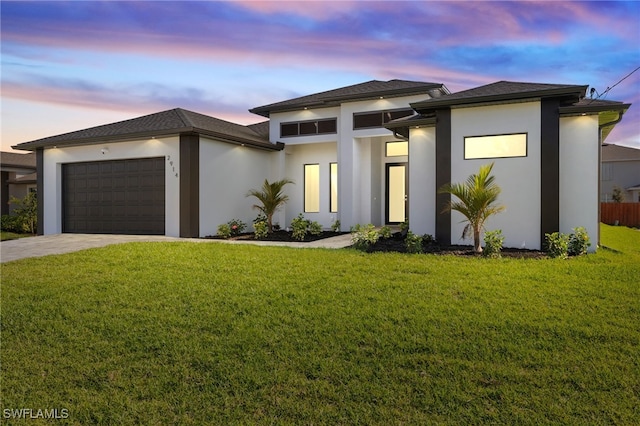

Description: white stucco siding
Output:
[408,126,437,236]
[42,136,181,236]
[450,102,542,249]
[283,142,337,228]
[199,136,275,237]
[559,115,599,251]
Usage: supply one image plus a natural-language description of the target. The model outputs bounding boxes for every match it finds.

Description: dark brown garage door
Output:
[63,158,165,234]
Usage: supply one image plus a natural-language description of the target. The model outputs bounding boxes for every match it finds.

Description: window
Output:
[464,133,527,160]
[386,141,408,157]
[304,164,320,212]
[280,118,337,138]
[353,108,413,129]
[330,163,338,213]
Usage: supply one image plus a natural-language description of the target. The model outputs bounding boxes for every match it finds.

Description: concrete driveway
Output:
[1,233,353,263]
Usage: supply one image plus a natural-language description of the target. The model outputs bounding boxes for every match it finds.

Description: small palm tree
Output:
[246,179,294,233]
[438,163,505,253]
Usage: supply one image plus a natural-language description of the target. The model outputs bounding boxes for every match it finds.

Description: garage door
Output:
[63,158,165,234]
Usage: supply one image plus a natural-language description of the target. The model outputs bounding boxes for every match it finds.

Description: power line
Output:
[589,65,640,102]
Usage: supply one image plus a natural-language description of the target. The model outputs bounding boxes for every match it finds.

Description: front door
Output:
[386,163,407,224]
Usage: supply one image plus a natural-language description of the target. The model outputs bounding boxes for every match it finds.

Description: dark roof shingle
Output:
[412,81,588,111]
[13,109,280,151]
[0,151,36,169]
[250,79,446,117]
[601,144,640,162]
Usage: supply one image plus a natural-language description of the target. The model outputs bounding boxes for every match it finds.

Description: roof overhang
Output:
[13,127,284,152]
[411,85,587,113]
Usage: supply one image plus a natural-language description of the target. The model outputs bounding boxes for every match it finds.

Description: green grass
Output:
[1,231,34,241]
[1,224,639,424]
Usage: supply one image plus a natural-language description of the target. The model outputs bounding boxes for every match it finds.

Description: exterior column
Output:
[435,108,451,245]
[540,99,560,243]
[36,148,44,235]
[179,133,199,238]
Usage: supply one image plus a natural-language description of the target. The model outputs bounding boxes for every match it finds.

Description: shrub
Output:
[379,226,392,239]
[227,219,246,237]
[399,220,410,233]
[309,221,323,236]
[568,227,591,256]
[217,223,231,239]
[291,214,309,241]
[331,219,341,232]
[483,229,504,258]
[7,192,37,234]
[545,232,570,259]
[1,215,22,233]
[351,224,379,251]
[405,231,423,254]
[253,221,268,239]
[422,234,436,246]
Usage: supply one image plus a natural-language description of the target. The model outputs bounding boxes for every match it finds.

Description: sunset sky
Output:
[2,0,639,152]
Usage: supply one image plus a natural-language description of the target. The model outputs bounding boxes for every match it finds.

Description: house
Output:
[1,151,37,216]
[600,144,640,202]
[13,79,631,251]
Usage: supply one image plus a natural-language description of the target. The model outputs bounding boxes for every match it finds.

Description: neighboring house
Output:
[601,144,640,202]
[0,151,37,216]
[13,79,631,251]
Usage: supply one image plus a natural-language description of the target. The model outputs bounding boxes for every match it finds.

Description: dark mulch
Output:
[205,230,547,259]
[204,230,347,243]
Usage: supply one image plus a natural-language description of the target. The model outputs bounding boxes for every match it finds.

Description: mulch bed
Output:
[204,230,347,243]
[205,230,547,258]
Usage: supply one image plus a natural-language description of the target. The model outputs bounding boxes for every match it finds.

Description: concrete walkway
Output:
[0,233,354,263]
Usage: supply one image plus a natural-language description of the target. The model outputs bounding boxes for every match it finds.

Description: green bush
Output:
[399,220,409,233]
[217,223,231,239]
[483,229,504,258]
[545,232,570,259]
[7,192,37,234]
[1,215,23,233]
[227,219,246,236]
[253,221,268,239]
[351,224,379,251]
[309,221,323,236]
[405,231,423,254]
[291,214,309,241]
[331,219,341,232]
[379,226,392,239]
[422,234,436,246]
[568,227,591,256]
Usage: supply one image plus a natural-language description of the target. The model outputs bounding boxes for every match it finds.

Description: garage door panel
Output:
[63,157,165,235]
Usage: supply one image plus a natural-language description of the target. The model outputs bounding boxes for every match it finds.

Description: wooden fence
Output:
[601,203,640,227]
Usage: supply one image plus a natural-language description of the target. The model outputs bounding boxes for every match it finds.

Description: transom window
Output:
[353,108,414,130]
[281,119,337,138]
[464,133,528,160]
[386,141,408,157]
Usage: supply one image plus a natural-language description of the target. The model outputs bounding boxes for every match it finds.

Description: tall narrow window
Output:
[304,164,320,212]
[330,163,338,213]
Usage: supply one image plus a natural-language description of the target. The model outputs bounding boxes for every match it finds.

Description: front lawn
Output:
[1,225,639,424]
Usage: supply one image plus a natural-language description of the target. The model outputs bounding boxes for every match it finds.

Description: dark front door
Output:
[62,157,165,234]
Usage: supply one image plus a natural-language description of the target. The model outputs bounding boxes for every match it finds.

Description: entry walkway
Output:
[0,233,354,263]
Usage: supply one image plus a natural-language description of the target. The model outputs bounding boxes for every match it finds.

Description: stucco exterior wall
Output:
[408,126,437,236]
[283,142,337,229]
[42,137,181,236]
[559,115,599,250]
[450,102,542,249]
[199,136,275,237]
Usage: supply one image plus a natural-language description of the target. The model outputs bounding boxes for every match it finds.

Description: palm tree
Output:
[438,163,505,253]
[246,178,294,233]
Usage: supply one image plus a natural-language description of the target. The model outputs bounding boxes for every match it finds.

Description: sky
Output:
[2,0,639,153]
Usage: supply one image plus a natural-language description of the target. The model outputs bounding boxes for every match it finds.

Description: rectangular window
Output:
[353,108,413,129]
[304,164,320,212]
[464,133,527,160]
[280,119,337,137]
[386,141,408,157]
[330,163,338,213]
